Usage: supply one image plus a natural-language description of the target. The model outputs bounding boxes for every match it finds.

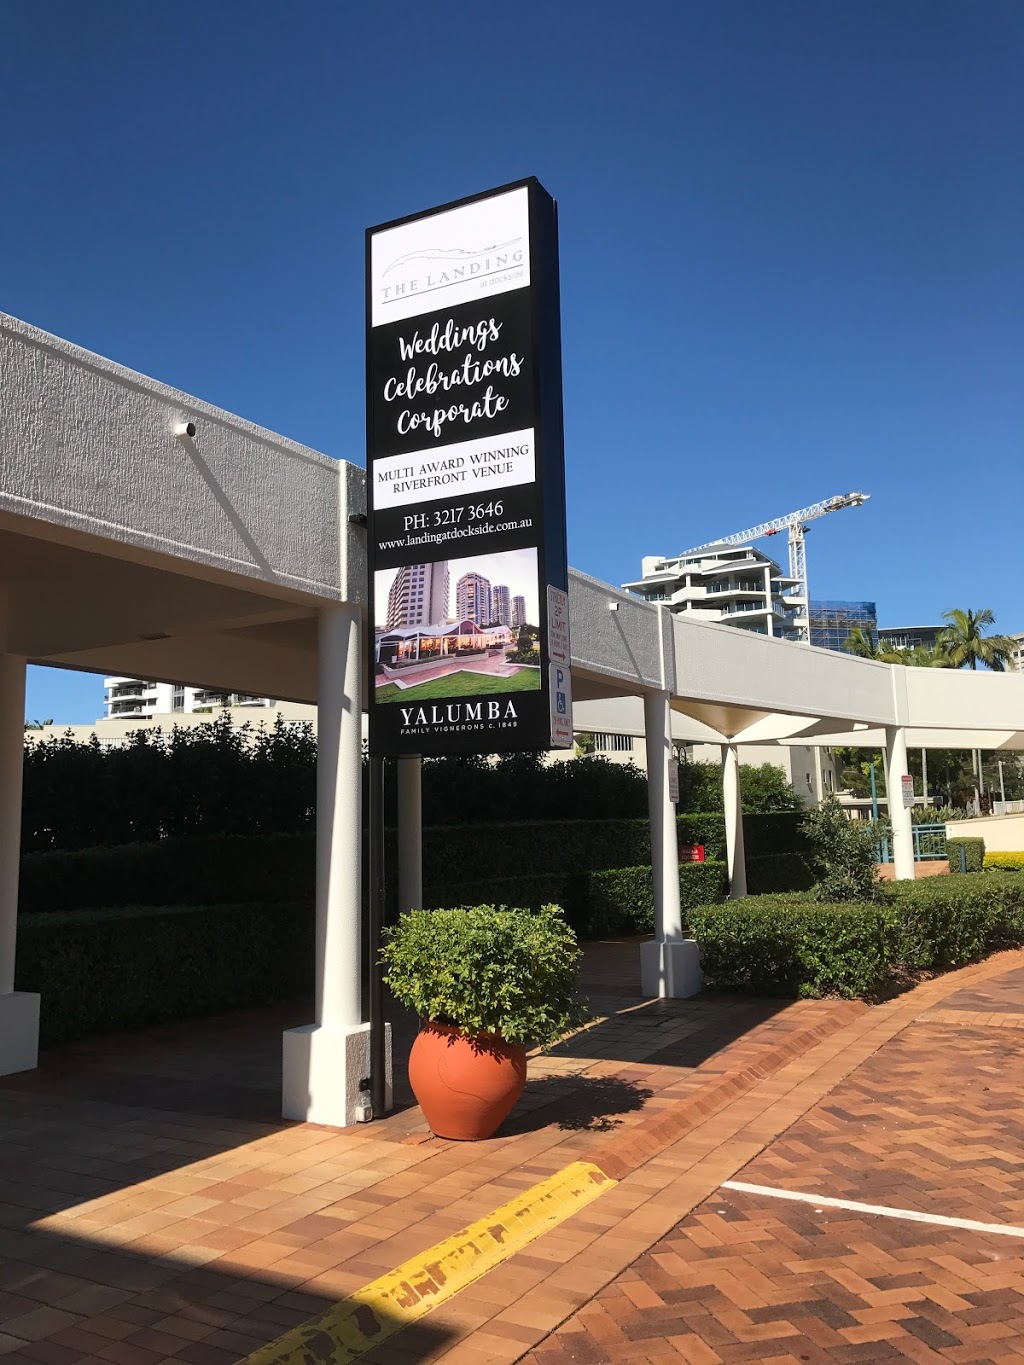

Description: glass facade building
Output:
[809,600,877,653]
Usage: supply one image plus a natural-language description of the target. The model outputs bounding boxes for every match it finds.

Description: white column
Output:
[283,605,391,1125]
[640,690,701,999]
[0,654,40,1077]
[723,743,747,899]
[885,725,915,881]
[397,755,422,914]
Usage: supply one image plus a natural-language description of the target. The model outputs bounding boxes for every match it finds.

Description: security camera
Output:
[172,421,197,439]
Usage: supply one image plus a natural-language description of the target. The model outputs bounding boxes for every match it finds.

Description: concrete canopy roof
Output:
[3,309,1023,749]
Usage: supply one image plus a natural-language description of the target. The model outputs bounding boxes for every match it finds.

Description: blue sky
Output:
[4,0,1021,722]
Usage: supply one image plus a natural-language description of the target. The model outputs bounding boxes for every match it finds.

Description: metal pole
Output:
[921,748,928,805]
[869,758,878,823]
[368,754,388,1119]
[999,760,1006,805]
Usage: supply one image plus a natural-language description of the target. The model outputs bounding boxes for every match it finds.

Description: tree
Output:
[842,629,950,669]
[938,608,1016,672]
[842,627,881,660]
[675,758,803,813]
[803,796,885,903]
[739,763,805,813]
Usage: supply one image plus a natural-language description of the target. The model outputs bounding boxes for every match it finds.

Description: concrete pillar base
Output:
[0,992,40,1076]
[282,1021,392,1128]
[640,940,702,1000]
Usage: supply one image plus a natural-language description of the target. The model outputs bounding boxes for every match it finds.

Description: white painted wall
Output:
[947,814,1024,853]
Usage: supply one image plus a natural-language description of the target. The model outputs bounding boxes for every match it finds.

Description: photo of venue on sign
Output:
[373,547,541,706]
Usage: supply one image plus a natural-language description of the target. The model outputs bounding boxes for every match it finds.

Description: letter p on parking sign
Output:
[549,662,572,747]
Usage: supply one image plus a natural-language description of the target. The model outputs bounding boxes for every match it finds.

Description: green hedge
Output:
[690,896,897,999]
[676,812,809,861]
[690,871,1024,999]
[19,815,810,916]
[985,852,1024,871]
[422,861,731,938]
[19,834,317,914]
[584,861,730,936]
[745,852,815,895]
[14,902,314,1045]
[947,837,986,873]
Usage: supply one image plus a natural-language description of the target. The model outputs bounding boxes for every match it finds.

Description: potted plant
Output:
[381,903,585,1141]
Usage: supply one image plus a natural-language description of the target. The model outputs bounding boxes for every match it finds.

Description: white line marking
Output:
[722,1181,1024,1239]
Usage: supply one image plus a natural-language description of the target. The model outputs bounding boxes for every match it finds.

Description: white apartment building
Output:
[512,594,527,628]
[455,572,491,626]
[491,584,511,626]
[385,561,450,629]
[103,677,273,720]
[623,544,799,638]
[1009,633,1024,673]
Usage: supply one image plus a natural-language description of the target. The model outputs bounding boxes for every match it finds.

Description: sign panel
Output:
[367,180,569,756]
[549,662,573,748]
[901,774,915,809]
[667,762,679,805]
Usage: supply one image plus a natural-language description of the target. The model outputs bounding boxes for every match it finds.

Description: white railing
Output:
[993,800,1024,816]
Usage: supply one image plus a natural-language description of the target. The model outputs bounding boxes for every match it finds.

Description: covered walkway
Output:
[2,309,1023,1126]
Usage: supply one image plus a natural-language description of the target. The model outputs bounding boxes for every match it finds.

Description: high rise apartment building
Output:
[809,600,877,652]
[456,572,491,626]
[103,678,272,720]
[876,625,943,652]
[1008,633,1024,673]
[512,594,527,628]
[386,561,450,629]
[624,545,798,638]
[491,585,511,626]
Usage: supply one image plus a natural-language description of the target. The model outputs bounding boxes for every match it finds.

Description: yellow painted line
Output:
[245,1159,615,1364]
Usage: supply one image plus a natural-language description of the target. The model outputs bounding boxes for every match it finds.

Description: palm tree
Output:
[938,608,1016,672]
[842,627,881,659]
[841,630,947,668]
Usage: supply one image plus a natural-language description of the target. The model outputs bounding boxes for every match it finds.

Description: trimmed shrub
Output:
[19,834,316,914]
[421,874,568,915]
[947,837,986,873]
[745,852,815,895]
[20,816,811,917]
[984,851,1024,871]
[419,820,653,887]
[675,812,809,862]
[585,861,729,936]
[380,904,584,1047]
[14,902,314,1045]
[690,897,898,999]
[889,871,1024,963]
[689,872,1024,999]
[422,862,730,939]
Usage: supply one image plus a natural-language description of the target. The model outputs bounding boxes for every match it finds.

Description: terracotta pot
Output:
[408,1021,527,1141]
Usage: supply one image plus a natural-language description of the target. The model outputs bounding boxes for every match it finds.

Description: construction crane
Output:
[682,492,870,643]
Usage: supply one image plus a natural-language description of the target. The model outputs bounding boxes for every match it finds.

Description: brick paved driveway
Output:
[524,973,1024,1363]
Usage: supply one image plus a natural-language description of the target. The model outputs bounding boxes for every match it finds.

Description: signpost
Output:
[901,774,914,810]
[364,180,570,1117]
[366,179,570,758]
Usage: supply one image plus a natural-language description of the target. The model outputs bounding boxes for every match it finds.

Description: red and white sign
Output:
[901,774,915,809]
